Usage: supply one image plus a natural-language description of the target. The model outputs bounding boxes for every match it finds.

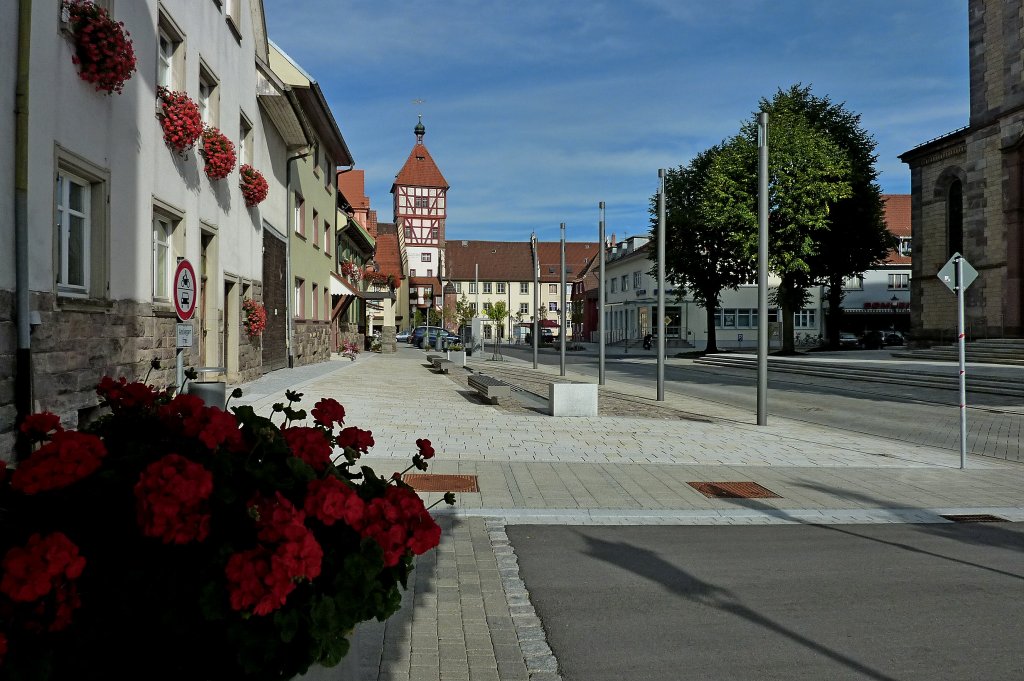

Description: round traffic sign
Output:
[174,259,198,321]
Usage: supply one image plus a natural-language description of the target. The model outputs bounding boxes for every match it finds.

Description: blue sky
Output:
[264,1,968,243]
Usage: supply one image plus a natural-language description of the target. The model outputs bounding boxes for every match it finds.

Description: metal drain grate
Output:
[940,514,1008,523]
[403,474,479,493]
[687,481,781,499]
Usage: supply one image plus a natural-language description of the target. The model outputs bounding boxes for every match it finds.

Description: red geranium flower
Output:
[11,431,107,494]
[0,532,86,632]
[19,412,63,440]
[240,164,269,207]
[64,0,137,95]
[311,398,346,429]
[416,438,435,460]
[282,427,333,471]
[200,126,236,180]
[134,454,214,544]
[305,477,366,530]
[336,427,374,455]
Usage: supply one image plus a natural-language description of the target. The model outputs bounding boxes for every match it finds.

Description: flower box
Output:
[157,87,203,155]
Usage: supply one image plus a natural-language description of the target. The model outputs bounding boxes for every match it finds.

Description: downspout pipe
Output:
[285,150,310,368]
[14,0,33,459]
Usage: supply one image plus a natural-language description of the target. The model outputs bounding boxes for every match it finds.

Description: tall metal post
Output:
[757,112,769,426]
[956,256,967,469]
[598,202,606,385]
[531,232,539,369]
[559,223,567,375]
[656,171,666,401]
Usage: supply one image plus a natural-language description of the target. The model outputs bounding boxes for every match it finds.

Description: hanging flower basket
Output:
[340,261,361,282]
[157,87,203,155]
[64,0,137,95]
[241,298,266,338]
[200,127,236,181]
[0,377,455,680]
[239,164,269,207]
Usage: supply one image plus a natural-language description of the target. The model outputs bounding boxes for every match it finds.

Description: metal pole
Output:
[474,263,479,354]
[532,232,539,369]
[656,170,666,401]
[757,112,769,426]
[560,223,566,376]
[957,256,967,469]
[598,203,606,385]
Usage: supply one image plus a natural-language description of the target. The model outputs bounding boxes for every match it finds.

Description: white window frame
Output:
[238,113,253,165]
[496,282,506,294]
[889,273,910,290]
[153,215,172,300]
[157,28,175,90]
[294,278,305,319]
[469,282,477,294]
[56,170,91,296]
[549,284,557,294]
[794,309,816,328]
[519,302,529,314]
[483,282,492,294]
[520,282,529,294]
[633,271,641,288]
[421,252,431,262]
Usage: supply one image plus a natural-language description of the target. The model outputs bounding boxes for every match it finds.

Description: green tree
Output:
[455,295,474,333]
[709,105,852,353]
[486,301,509,358]
[651,145,754,353]
[766,85,895,348]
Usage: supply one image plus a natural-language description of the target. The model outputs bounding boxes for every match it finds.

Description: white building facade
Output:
[2,0,292,451]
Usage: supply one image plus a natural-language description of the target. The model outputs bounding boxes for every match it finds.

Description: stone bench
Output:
[467,374,511,404]
[425,354,442,363]
[548,381,598,417]
[432,357,454,374]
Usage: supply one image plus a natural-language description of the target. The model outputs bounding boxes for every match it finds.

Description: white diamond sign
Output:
[937,253,978,293]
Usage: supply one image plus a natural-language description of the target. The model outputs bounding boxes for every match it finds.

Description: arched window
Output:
[947,179,963,258]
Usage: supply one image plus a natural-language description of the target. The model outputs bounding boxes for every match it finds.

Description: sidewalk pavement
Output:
[234,348,1024,681]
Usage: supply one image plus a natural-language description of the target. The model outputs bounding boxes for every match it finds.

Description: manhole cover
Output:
[687,481,781,499]
[940,514,1008,523]
[403,474,479,493]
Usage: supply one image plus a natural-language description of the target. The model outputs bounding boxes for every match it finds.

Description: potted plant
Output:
[240,164,269,207]
[0,376,454,680]
[64,0,137,95]
[200,127,236,181]
[157,87,203,155]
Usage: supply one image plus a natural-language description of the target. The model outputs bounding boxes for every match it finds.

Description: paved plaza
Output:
[234,348,1024,681]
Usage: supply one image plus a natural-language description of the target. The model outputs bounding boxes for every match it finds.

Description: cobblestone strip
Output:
[485,519,562,681]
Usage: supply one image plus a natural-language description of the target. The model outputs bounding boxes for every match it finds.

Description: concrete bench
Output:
[432,357,454,374]
[468,374,511,404]
[425,354,442,363]
[548,382,598,417]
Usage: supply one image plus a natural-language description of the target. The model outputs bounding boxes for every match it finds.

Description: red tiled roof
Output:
[883,194,911,265]
[444,240,600,282]
[337,170,369,210]
[392,143,449,190]
[409,276,441,289]
[366,209,378,238]
[373,224,403,281]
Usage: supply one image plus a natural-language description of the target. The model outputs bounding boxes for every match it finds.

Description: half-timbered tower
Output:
[392,117,449,317]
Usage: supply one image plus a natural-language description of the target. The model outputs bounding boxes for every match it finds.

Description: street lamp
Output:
[890,294,899,333]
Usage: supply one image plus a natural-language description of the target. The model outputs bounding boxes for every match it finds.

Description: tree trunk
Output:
[826,276,844,350]
[704,305,718,353]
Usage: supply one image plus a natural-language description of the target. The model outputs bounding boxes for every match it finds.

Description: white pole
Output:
[957,255,967,469]
[560,223,566,376]
[532,232,539,369]
[598,203,606,385]
[656,171,666,401]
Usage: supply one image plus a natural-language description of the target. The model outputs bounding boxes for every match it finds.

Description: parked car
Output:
[884,331,905,346]
[412,325,446,348]
[424,330,461,349]
[395,329,411,343]
[838,332,859,349]
[524,328,555,344]
[858,330,886,350]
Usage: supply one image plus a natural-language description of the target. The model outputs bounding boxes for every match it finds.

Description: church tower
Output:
[392,116,449,317]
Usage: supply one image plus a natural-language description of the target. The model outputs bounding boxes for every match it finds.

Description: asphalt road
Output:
[507,523,1024,681]
[498,346,1024,462]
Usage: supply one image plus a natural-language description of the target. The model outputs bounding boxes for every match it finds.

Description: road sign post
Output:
[173,259,198,390]
[937,252,977,469]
